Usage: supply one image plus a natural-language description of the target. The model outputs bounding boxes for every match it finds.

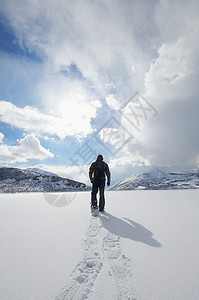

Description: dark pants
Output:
[91,179,105,211]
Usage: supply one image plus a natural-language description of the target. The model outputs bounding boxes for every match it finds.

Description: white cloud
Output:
[99,128,123,148]
[38,74,102,139]
[0,132,4,143]
[123,21,199,169]
[0,134,54,164]
[144,38,193,103]
[109,155,150,181]
[1,0,157,98]
[0,99,100,139]
[106,94,121,111]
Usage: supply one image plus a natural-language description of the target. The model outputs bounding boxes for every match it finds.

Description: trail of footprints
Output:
[56,214,136,300]
[102,233,136,300]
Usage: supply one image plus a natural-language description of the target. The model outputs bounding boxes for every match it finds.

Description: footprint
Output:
[102,229,136,299]
[103,233,121,259]
[56,216,103,300]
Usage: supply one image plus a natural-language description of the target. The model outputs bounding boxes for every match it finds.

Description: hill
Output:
[0,167,89,193]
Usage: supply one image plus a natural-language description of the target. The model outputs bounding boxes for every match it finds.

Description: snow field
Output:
[0,190,199,299]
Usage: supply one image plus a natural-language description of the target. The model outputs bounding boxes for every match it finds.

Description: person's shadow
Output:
[99,212,161,247]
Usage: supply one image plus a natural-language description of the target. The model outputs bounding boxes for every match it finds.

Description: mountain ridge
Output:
[109,169,199,190]
[0,167,90,193]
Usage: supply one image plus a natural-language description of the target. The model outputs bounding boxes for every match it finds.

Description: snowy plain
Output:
[0,190,199,300]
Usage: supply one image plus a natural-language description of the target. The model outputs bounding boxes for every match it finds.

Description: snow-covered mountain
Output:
[109,169,199,190]
[0,167,89,193]
[25,167,59,177]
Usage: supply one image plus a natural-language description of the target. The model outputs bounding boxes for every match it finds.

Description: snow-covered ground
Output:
[0,190,199,299]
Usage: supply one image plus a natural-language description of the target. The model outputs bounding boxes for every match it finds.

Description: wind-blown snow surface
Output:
[0,190,199,299]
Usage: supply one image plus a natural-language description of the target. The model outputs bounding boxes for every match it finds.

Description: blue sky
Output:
[0,0,199,183]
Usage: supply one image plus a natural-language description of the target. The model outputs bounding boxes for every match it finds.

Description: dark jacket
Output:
[89,160,110,183]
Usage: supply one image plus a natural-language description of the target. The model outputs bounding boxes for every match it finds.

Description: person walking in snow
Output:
[89,154,110,212]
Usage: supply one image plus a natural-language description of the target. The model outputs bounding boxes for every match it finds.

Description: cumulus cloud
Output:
[99,128,123,147]
[92,0,199,173]
[122,4,199,169]
[0,134,54,164]
[38,74,102,138]
[0,99,100,139]
[106,94,121,111]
